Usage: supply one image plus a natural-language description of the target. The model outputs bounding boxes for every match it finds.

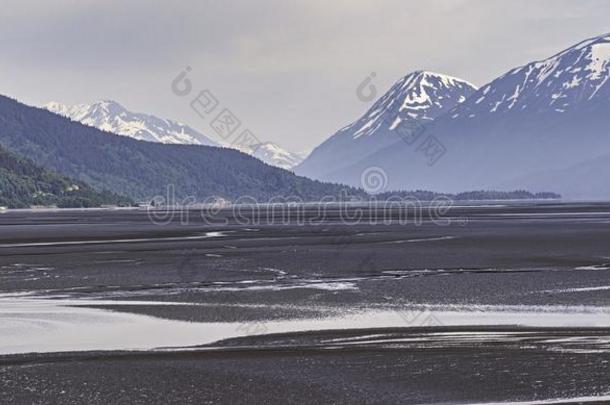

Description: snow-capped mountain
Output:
[353,70,477,132]
[235,142,304,170]
[451,33,610,118]
[296,71,477,181]
[0,94,363,203]
[324,33,610,196]
[44,100,219,146]
[432,32,610,191]
[44,100,303,170]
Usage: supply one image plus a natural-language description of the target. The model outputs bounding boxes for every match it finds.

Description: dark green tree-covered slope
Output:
[0,145,132,208]
[0,95,363,202]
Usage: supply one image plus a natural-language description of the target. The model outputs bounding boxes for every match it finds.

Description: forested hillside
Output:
[0,95,363,202]
[0,145,132,208]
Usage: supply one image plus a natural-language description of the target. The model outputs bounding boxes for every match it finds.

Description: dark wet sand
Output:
[1,202,610,403]
[2,327,610,404]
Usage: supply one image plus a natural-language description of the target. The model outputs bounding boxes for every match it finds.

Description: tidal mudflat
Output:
[1,202,610,404]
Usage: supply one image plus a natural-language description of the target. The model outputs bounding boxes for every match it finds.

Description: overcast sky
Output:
[1,0,609,152]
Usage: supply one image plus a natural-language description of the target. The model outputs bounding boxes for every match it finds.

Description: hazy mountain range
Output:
[2,32,609,203]
[45,100,219,146]
[0,95,362,202]
[297,71,477,180]
[44,100,303,170]
[297,33,610,199]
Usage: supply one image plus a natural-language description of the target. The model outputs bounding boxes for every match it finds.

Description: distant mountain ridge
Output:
[301,33,610,198]
[237,142,304,170]
[296,71,477,180]
[0,95,364,202]
[451,33,610,117]
[44,100,302,169]
[7,32,610,199]
[45,100,219,146]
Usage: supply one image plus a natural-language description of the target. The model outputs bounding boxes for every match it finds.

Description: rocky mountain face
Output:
[301,34,610,198]
[295,71,477,181]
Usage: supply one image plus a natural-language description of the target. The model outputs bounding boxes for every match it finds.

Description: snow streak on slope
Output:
[295,71,476,179]
[235,142,304,170]
[348,70,477,139]
[452,34,610,117]
[333,33,610,196]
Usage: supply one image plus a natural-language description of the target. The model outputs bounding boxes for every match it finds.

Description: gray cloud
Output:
[1,0,609,152]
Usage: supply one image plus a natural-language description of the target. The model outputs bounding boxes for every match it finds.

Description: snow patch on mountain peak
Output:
[349,70,477,140]
[588,42,610,79]
[295,70,476,179]
[44,100,303,170]
[451,33,610,118]
[237,142,304,170]
[44,100,219,146]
